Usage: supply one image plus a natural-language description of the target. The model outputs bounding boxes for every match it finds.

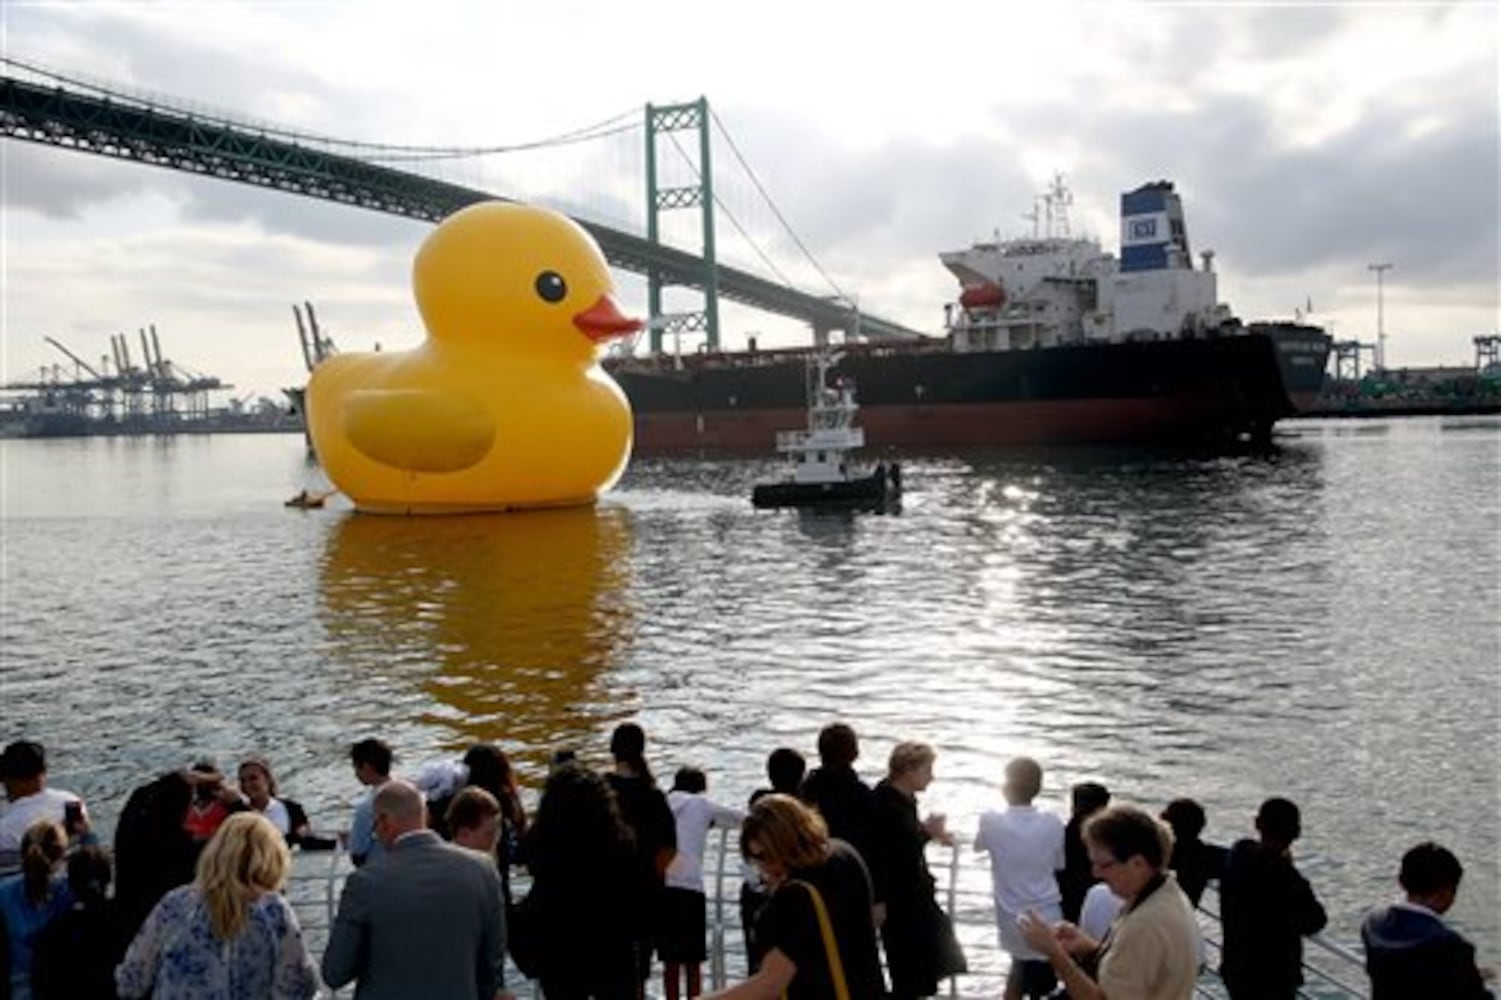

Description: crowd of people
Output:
[0,730,1493,999]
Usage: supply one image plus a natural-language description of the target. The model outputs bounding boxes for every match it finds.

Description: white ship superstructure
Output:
[941,177,1233,351]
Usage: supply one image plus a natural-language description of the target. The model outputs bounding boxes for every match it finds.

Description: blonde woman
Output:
[116,812,319,999]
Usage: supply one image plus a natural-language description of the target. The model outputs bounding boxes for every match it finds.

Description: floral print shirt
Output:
[115,884,319,999]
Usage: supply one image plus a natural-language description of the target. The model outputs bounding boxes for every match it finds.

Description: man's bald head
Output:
[372,779,427,845]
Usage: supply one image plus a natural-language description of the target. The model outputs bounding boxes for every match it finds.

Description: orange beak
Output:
[573,294,643,342]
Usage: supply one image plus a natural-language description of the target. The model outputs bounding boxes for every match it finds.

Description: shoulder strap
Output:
[780,879,850,1000]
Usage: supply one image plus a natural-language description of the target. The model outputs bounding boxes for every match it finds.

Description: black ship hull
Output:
[751,469,898,510]
[609,327,1331,454]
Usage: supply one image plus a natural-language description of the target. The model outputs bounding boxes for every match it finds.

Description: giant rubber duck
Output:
[306,202,642,514]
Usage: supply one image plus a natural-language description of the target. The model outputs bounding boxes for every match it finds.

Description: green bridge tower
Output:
[644,97,720,353]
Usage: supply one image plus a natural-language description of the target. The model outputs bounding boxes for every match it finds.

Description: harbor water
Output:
[2,416,1497,982]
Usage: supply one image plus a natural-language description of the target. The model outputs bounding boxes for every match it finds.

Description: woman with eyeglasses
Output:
[1018,804,1199,1000]
[704,794,883,999]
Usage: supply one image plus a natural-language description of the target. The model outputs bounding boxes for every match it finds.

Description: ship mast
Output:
[1043,173,1073,239]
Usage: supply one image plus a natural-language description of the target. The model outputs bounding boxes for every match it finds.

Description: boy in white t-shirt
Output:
[663,767,744,1000]
[974,756,1066,1000]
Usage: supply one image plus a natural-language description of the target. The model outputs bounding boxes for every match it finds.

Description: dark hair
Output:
[0,740,46,781]
[67,844,114,904]
[816,723,859,768]
[609,723,654,787]
[1161,798,1207,841]
[462,744,526,836]
[351,738,393,776]
[528,762,634,878]
[672,767,707,794]
[238,757,278,797]
[1084,805,1174,870]
[1398,842,1463,897]
[1071,782,1111,817]
[1255,797,1301,845]
[767,748,806,793]
[446,786,502,835]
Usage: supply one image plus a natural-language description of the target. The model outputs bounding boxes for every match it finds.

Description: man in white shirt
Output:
[974,756,1066,1000]
[0,740,86,853]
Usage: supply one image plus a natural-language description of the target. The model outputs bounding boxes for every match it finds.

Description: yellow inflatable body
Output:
[307,202,642,514]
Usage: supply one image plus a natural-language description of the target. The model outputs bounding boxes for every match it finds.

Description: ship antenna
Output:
[1025,198,1042,239]
[1047,172,1073,238]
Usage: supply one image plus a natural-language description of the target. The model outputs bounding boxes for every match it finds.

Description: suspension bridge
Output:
[0,58,927,354]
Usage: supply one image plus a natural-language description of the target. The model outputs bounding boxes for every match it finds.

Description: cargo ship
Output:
[607,178,1331,453]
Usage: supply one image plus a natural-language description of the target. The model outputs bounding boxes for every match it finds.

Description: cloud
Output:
[2,2,1496,384]
[1,143,163,219]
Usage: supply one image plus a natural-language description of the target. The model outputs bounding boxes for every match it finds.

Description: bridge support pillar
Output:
[645,97,720,353]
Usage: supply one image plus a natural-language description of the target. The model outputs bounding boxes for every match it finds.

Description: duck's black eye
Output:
[535,271,567,303]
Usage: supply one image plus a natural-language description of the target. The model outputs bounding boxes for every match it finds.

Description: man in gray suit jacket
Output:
[323,779,510,1000]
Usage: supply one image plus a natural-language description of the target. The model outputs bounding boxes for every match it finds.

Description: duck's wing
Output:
[342,389,494,473]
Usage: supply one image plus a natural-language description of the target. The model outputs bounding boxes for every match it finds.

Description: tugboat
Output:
[750,354,901,511]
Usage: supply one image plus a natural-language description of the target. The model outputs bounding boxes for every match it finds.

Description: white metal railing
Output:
[285,833,1375,1000]
[1194,891,1370,1000]
[1,828,1376,999]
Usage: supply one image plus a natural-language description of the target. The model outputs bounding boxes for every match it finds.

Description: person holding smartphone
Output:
[0,741,89,853]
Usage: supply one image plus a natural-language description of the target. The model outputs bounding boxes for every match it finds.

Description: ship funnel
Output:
[1120,181,1191,273]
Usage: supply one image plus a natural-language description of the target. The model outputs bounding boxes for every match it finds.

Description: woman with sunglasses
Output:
[705,795,883,999]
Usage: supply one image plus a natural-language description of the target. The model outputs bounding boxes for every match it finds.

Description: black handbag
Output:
[507,891,544,980]
[932,902,968,979]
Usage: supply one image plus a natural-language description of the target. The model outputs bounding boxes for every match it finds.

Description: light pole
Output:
[1368,262,1393,370]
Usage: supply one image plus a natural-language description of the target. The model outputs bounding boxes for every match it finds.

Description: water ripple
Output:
[1,419,1497,955]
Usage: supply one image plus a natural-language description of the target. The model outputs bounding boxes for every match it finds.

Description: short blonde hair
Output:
[887,741,936,780]
[196,812,291,940]
[741,794,828,870]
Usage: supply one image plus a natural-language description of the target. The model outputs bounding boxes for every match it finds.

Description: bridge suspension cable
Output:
[0,54,641,162]
[664,131,799,292]
[708,107,850,306]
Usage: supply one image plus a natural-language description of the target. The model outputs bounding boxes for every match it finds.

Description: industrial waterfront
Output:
[2,417,1496,988]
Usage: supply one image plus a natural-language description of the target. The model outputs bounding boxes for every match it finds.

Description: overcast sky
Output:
[2,2,1496,398]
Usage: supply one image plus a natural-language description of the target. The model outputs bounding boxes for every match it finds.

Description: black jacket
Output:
[1218,838,1327,992]
[799,766,881,900]
[1362,903,1493,1000]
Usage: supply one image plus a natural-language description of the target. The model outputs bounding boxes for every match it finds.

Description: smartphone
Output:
[63,800,84,833]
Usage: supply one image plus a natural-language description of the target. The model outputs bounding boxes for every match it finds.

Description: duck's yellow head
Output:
[413,202,641,364]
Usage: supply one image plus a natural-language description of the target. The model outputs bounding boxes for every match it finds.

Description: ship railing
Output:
[287,829,1375,1000]
[775,427,864,451]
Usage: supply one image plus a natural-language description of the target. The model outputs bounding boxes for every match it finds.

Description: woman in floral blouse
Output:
[116,812,319,999]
